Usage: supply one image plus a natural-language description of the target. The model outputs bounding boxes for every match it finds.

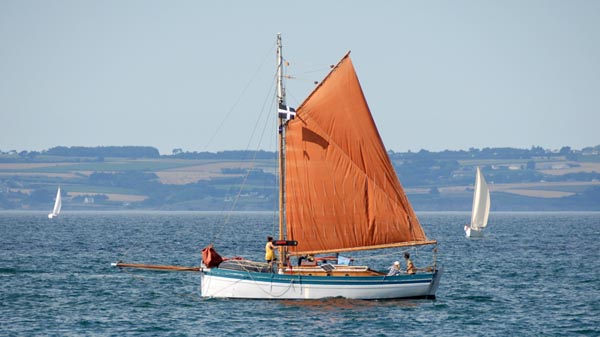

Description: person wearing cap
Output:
[387,260,402,276]
[404,252,416,274]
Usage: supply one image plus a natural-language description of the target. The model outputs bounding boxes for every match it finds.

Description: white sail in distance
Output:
[48,187,62,219]
[470,167,490,229]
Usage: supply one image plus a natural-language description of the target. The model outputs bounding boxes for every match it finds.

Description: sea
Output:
[0,211,598,336]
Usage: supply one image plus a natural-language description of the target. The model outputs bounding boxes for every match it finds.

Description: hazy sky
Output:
[1,1,598,155]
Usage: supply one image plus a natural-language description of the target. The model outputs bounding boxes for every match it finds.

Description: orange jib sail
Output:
[285,53,431,255]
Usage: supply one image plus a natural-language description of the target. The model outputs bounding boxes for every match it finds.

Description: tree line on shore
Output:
[1,145,599,211]
[2,144,599,161]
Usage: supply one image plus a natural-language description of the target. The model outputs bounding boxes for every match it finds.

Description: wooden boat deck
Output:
[216,259,386,276]
[283,265,386,277]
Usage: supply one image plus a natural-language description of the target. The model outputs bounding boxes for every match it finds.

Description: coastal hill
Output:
[1,145,599,211]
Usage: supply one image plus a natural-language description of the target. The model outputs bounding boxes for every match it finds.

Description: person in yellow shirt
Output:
[265,236,277,264]
[404,252,416,275]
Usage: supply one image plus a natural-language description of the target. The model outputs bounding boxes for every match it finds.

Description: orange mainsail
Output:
[285,53,434,255]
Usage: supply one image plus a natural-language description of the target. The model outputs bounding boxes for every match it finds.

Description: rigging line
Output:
[286,58,333,72]
[284,75,324,83]
[284,88,303,109]
[211,71,279,243]
[283,71,326,108]
[120,265,149,283]
[207,67,277,239]
[269,92,279,237]
[201,40,276,152]
[266,91,279,237]
[244,269,300,298]
[297,66,334,75]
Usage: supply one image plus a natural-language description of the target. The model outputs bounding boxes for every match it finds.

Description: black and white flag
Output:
[278,103,296,121]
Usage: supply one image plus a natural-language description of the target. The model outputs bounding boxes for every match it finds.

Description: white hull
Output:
[201,267,442,300]
[464,225,484,238]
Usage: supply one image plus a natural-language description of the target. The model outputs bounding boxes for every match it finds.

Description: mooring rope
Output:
[245,268,301,298]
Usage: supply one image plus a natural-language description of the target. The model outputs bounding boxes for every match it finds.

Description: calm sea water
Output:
[0,211,598,336]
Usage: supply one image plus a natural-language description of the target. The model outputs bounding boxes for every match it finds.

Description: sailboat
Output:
[200,34,442,300]
[48,186,62,219]
[464,167,490,238]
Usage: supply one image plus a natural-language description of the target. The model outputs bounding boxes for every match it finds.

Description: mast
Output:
[276,33,286,264]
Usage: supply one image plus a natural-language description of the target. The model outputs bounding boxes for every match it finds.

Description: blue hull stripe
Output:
[205,268,435,286]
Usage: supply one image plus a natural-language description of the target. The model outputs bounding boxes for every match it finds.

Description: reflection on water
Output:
[281,297,421,311]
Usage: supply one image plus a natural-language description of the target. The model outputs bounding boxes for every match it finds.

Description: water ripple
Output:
[1,211,599,336]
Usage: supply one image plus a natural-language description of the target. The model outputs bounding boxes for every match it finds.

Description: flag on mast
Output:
[278,103,296,121]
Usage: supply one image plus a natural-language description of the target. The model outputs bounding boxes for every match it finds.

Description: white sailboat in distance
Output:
[464,167,490,237]
[48,187,62,219]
